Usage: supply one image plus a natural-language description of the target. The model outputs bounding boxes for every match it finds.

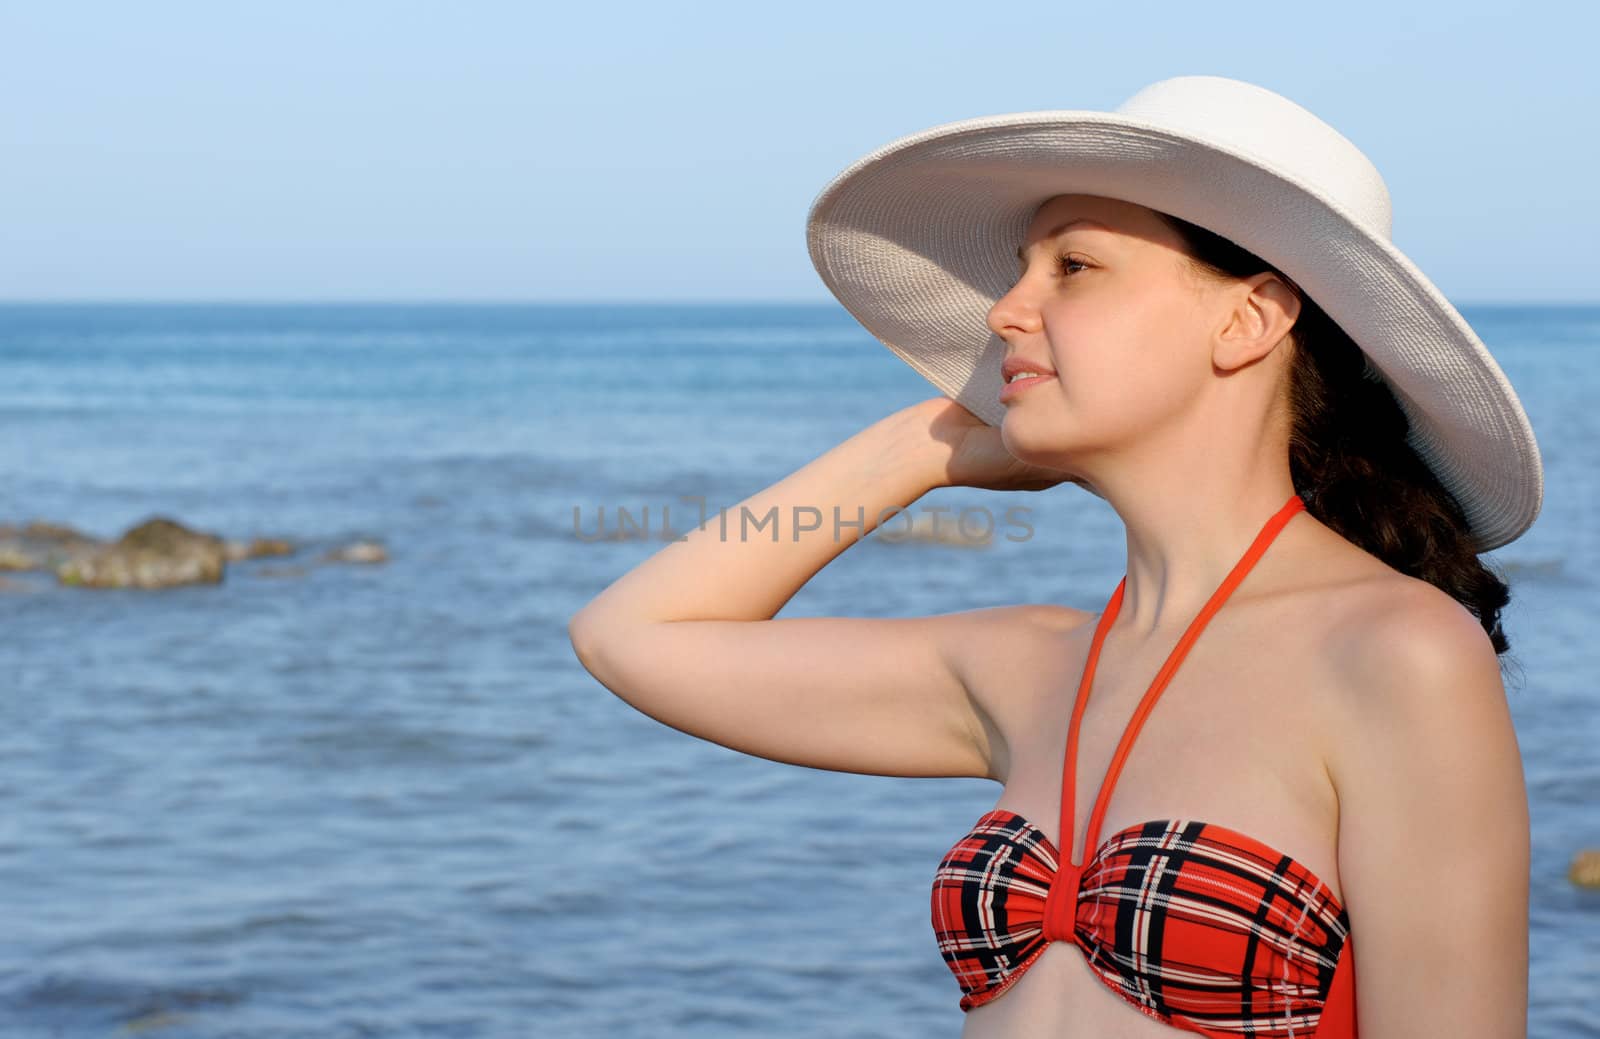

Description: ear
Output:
[1213,272,1301,373]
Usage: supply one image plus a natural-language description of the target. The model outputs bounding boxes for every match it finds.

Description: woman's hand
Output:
[900,396,1080,493]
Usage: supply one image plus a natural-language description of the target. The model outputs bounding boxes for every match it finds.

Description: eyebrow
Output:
[1016,218,1111,262]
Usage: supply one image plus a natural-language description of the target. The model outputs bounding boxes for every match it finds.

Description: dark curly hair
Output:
[1152,210,1515,663]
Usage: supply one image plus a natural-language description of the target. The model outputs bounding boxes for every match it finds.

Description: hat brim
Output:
[806,110,1543,551]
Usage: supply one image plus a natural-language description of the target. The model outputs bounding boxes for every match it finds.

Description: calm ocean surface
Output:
[0,303,1595,1038]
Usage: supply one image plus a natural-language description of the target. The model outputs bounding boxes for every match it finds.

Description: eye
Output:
[1055,252,1090,277]
[1009,251,1092,288]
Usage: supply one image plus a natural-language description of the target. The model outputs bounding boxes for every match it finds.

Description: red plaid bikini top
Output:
[931,493,1358,1038]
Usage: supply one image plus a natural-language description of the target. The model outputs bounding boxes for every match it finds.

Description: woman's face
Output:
[987,194,1222,475]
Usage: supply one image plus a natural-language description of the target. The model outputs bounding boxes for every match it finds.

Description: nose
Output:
[985,276,1042,342]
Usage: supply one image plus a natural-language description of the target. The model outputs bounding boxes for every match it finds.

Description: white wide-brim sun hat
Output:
[805,74,1543,551]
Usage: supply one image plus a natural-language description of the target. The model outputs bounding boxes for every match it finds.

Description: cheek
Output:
[1041,299,1204,428]
[1042,302,1163,395]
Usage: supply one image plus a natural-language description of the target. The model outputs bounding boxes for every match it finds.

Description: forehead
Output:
[1017,195,1177,258]
[1016,217,1112,260]
[1028,193,1148,227]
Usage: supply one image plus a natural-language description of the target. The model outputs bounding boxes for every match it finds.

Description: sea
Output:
[0,302,1594,1038]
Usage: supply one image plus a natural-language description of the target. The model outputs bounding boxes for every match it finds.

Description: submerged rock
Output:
[224,537,296,562]
[255,563,314,578]
[322,540,387,564]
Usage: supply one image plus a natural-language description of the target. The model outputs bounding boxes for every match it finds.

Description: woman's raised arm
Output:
[567,398,1071,779]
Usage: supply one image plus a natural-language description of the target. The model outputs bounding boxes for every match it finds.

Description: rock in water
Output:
[1571,849,1600,889]
[876,511,993,548]
[0,520,104,571]
[323,540,387,564]
[223,537,296,562]
[56,517,228,589]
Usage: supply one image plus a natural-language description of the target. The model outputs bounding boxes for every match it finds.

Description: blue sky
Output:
[2,1,1594,303]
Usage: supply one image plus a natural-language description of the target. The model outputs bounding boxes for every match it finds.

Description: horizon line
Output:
[3,297,1598,308]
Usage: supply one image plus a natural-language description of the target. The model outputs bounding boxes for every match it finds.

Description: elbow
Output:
[567,607,605,670]
[568,605,637,679]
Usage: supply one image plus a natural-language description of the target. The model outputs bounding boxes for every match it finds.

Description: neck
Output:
[1113,480,1299,636]
[1080,407,1299,636]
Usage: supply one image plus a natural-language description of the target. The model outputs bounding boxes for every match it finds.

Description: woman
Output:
[569,76,1538,1037]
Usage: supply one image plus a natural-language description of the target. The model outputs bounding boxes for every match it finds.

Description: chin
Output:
[1001,415,1070,465]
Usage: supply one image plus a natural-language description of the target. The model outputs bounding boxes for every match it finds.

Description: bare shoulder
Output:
[937,601,1099,783]
[917,600,1097,686]
[1315,568,1515,784]
[1318,569,1508,728]
[1003,601,1100,636]
[938,600,1097,647]
[1311,568,1529,1033]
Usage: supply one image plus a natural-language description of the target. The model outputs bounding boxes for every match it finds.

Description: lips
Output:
[1001,357,1056,382]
